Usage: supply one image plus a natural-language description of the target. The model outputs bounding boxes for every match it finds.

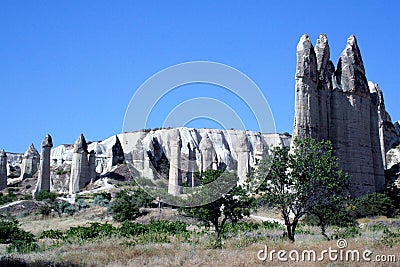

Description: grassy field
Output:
[1,206,400,267]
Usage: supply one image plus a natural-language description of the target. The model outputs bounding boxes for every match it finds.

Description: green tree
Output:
[179,169,254,245]
[111,188,154,222]
[254,137,350,242]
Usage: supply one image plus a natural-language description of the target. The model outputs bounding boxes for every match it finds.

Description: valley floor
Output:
[1,206,400,267]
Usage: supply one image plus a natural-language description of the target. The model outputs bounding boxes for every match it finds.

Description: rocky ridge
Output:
[293,34,400,195]
[2,128,291,194]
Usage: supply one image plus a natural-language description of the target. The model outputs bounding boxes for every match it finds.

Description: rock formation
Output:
[111,135,125,166]
[69,134,90,194]
[186,141,198,187]
[199,132,218,172]
[89,150,97,183]
[292,34,387,196]
[0,150,7,190]
[33,134,53,195]
[19,144,39,179]
[0,128,290,192]
[168,129,182,195]
[237,131,251,183]
[369,82,400,168]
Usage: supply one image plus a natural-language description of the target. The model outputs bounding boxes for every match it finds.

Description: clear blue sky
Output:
[1,1,399,152]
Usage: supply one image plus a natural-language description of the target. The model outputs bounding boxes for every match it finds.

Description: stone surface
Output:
[19,144,39,179]
[293,34,319,139]
[199,131,218,172]
[4,128,291,194]
[292,34,386,196]
[33,134,53,196]
[395,121,400,136]
[237,131,251,183]
[89,150,97,183]
[45,128,290,188]
[186,141,198,187]
[69,134,90,194]
[0,150,7,190]
[111,135,125,166]
[168,129,183,195]
[369,82,400,168]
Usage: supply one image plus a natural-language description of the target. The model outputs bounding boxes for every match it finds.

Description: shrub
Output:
[0,192,18,205]
[0,218,38,253]
[39,229,64,240]
[64,222,116,241]
[0,218,22,244]
[93,194,110,207]
[332,225,361,240]
[75,199,89,211]
[111,189,154,222]
[35,190,58,202]
[53,200,71,217]
[303,205,356,228]
[381,228,400,248]
[221,222,263,237]
[350,193,395,218]
[64,204,77,216]
[40,205,52,216]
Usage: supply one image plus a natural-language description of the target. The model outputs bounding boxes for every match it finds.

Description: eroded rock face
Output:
[19,144,39,179]
[168,129,182,195]
[293,34,319,139]
[89,150,97,183]
[69,134,89,194]
[292,34,388,196]
[199,131,218,172]
[237,131,251,183]
[369,82,400,168]
[111,135,125,166]
[0,150,7,190]
[0,128,290,193]
[33,134,53,196]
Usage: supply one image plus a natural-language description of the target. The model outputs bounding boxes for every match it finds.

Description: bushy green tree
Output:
[111,188,154,222]
[253,138,350,242]
[179,169,254,245]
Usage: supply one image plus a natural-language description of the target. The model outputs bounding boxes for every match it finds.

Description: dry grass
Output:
[3,207,400,266]
[18,206,111,235]
[9,236,400,267]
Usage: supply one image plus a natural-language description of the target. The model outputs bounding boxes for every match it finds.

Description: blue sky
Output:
[1,1,399,152]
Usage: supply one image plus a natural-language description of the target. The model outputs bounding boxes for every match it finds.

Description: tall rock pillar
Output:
[199,132,217,173]
[19,144,40,179]
[69,134,89,194]
[168,129,182,195]
[0,150,7,190]
[292,34,385,196]
[33,134,53,195]
[89,150,97,183]
[334,35,384,194]
[237,131,251,183]
[292,34,319,140]
[187,141,198,187]
[315,34,332,140]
